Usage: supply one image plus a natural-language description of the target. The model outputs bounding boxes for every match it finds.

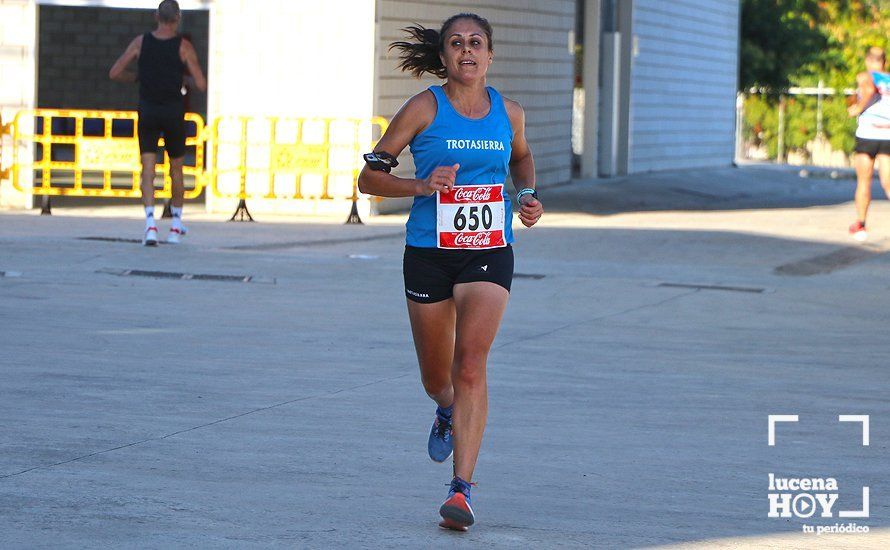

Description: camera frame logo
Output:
[767,414,870,535]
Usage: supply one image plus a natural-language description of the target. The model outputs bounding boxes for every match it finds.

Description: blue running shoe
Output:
[439,476,475,531]
[428,405,453,463]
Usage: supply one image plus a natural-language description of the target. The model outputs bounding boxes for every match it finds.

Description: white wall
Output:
[206,0,377,216]
[0,0,37,208]
[375,0,576,201]
[628,0,739,173]
[207,1,374,121]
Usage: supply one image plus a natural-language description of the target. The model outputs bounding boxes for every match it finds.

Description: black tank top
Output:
[138,32,185,106]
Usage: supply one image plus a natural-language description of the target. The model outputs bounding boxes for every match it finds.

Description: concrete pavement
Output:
[1,165,888,548]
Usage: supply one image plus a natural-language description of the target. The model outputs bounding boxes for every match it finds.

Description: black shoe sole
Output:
[438,518,469,531]
[439,504,474,527]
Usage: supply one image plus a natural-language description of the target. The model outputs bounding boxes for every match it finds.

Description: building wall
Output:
[206,1,374,121]
[205,0,377,216]
[375,0,576,193]
[0,0,37,208]
[36,5,209,115]
[628,0,739,172]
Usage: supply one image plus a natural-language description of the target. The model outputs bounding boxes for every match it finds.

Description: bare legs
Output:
[407,281,509,481]
[140,152,185,208]
[408,298,456,408]
[170,156,184,208]
[140,152,158,207]
[878,154,890,203]
[449,282,508,480]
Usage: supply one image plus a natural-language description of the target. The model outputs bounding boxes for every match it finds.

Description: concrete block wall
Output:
[37,5,208,115]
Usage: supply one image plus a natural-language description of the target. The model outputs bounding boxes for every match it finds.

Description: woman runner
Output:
[357,13,543,531]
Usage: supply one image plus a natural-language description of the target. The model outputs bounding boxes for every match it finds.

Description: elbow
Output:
[357,169,375,195]
[357,174,370,195]
[511,151,533,167]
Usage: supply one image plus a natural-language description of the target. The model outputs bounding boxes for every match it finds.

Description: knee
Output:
[419,363,451,401]
[421,377,451,402]
[452,350,487,389]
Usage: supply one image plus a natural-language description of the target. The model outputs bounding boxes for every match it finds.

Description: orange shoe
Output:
[438,476,475,531]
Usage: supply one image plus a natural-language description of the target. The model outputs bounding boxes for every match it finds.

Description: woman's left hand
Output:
[518,197,543,228]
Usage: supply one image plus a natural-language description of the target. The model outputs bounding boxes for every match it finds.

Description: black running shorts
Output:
[854,137,890,158]
[137,101,186,158]
[403,245,514,304]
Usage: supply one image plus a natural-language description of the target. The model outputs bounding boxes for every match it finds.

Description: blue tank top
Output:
[406,85,514,248]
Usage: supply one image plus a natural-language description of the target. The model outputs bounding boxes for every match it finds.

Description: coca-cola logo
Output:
[454,232,493,247]
[452,187,493,203]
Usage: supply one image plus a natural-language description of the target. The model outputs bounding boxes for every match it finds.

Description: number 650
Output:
[453,205,493,231]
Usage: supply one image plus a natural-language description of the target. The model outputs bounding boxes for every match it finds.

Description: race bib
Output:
[437,184,506,249]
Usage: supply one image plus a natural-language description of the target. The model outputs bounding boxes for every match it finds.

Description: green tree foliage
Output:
[744,94,839,157]
[816,0,890,89]
[741,0,890,160]
[743,95,780,156]
[740,0,825,92]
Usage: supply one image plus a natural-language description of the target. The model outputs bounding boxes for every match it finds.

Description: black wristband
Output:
[363,151,399,173]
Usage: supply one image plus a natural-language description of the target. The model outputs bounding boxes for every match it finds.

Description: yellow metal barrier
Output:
[9,108,205,198]
[0,114,10,181]
[1,110,390,221]
[208,116,388,203]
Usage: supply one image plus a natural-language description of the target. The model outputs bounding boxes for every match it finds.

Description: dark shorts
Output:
[854,137,890,157]
[403,245,514,304]
[137,102,186,158]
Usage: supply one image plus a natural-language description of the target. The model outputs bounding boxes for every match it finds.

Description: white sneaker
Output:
[849,221,867,242]
[166,226,187,244]
[144,226,158,246]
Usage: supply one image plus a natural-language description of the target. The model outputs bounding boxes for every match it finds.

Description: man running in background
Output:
[109,0,206,246]
[848,46,890,242]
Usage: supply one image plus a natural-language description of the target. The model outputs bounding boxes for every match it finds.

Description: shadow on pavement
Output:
[543,165,882,215]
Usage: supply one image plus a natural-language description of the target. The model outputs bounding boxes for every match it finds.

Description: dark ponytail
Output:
[389,13,493,79]
[389,25,446,79]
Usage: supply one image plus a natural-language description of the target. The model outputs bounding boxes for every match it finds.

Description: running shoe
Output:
[438,476,475,531]
[849,221,867,242]
[144,226,159,247]
[166,226,187,244]
[428,407,453,463]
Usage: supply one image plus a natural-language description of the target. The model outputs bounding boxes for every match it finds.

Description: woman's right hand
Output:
[416,164,460,196]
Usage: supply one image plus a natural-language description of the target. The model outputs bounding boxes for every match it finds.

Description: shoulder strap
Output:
[486,86,508,116]
[428,85,446,102]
